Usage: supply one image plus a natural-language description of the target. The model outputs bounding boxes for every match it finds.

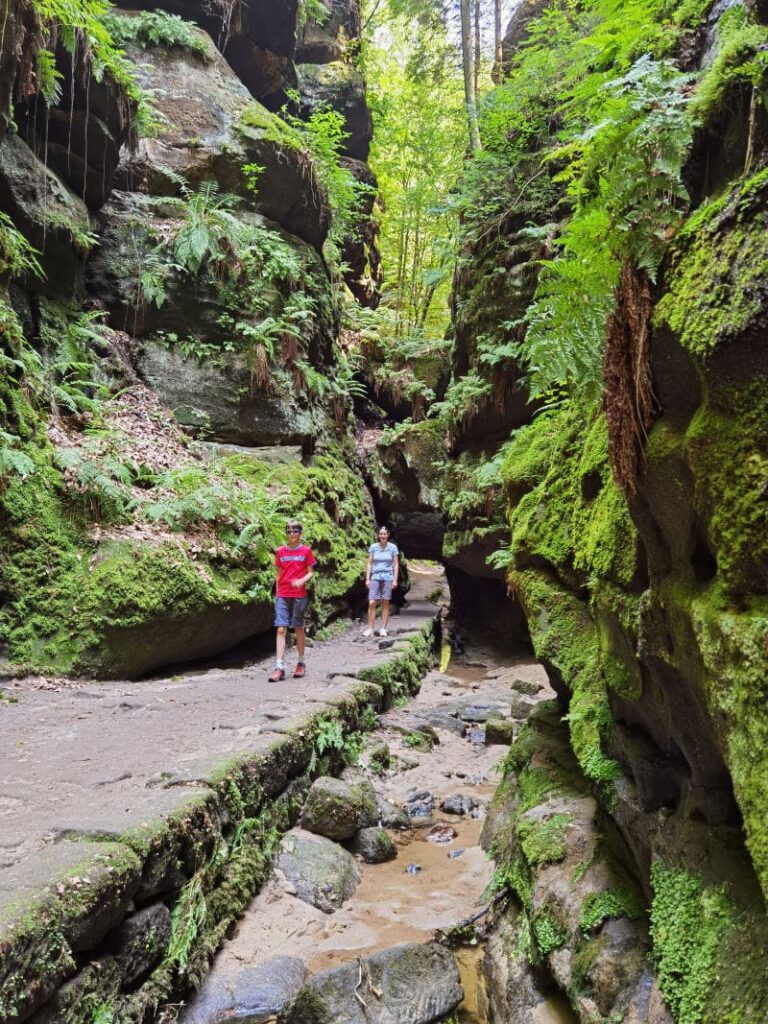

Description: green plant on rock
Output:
[650,865,732,1024]
[517,813,572,866]
[0,213,44,280]
[580,883,644,933]
[102,9,212,60]
[30,0,160,135]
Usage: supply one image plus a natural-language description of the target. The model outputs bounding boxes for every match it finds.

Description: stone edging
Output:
[0,619,437,1024]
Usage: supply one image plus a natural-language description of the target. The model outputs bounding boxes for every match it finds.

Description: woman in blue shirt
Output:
[363,525,399,637]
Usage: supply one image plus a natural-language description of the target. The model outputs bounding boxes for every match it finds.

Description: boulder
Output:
[298,62,372,161]
[296,0,361,63]
[287,942,463,1024]
[352,827,397,864]
[302,776,377,840]
[110,20,329,249]
[181,956,309,1024]
[276,829,360,913]
[0,133,92,296]
[301,777,363,840]
[137,340,328,448]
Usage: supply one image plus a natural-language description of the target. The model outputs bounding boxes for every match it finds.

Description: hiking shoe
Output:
[293,662,306,678]
[268,667,286,682]
[378,628,388,637]
[362,628,372,638]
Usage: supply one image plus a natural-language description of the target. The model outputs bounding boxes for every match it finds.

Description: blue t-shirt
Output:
[369,542,399,580]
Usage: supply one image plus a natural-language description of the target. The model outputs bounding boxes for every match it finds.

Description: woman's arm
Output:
[365,552,373,586]
[392,554,399,588]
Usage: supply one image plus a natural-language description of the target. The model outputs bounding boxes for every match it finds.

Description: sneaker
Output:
[362,628,372,638]
[378,628,388,637]
[293,662,306,678]
[268,667,286,682]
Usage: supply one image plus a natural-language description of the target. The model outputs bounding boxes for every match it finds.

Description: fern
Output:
[0,213,44,280]
[102,9,212,60]
[0,432,35,489]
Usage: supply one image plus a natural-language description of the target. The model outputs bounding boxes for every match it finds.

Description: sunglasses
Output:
[286,527,302,534]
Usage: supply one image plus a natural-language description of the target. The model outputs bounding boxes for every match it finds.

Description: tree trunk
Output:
[492,0,503,84]
[473,0,481,98]
[460,0,481,151]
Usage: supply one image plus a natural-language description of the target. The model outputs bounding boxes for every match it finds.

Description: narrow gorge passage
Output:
[1,0,768,1022]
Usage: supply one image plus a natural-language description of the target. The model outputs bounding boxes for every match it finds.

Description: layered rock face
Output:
[444,1,768,1020]
[0,3,375,677]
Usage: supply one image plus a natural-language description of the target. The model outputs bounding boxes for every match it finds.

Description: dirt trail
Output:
[0,570,439,897]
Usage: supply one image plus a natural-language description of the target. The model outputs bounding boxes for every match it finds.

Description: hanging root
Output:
[603,261,655,495]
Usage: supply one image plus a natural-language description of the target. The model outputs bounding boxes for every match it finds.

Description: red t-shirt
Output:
[274,544,317,598]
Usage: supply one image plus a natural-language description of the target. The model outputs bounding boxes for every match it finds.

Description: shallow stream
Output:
[182,642,577,1023]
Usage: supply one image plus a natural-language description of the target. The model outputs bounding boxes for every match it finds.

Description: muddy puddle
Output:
[183,647,554,1023]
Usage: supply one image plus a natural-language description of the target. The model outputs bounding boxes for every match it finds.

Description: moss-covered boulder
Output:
[301,776,376,840]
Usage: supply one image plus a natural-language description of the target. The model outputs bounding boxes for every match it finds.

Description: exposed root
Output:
[603,261,655,495]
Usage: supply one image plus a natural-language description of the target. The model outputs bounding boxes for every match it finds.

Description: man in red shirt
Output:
[269,520,317,682]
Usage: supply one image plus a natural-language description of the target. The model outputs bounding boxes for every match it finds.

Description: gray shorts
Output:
[368,579,393,602]
[275,596,309,628]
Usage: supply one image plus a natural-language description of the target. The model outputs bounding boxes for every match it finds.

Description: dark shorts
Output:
[368,579,393,602]
[275,596,309,628]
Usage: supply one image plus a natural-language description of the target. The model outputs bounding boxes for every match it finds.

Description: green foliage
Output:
[167,872,207,971]
[580,884,644,933]
[517,813,572,866]
[361,1,465,335]
[36,47,62,105]
[650,865,732,1024]
[30,0,160,136]
[0,431,35,488]
[38,308,112,417]
[299,0,330,28]
[314,716,345,755]
[139,179,324,388]
[102,9,212,60]
[690,7,768,124]
[0,213,44,280]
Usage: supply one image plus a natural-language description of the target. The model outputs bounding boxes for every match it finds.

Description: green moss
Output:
[650,865,732,1024]
[655,169,768,357]
[517,813,572,866]
[580,883,644,933]
[691,596,768,899]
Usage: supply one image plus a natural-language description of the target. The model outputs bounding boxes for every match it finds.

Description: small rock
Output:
[511,677,545,696]
[440,794,479,816]
[353,827,397,864]
[405,791,435,818]
[405,863,422,874]
[467,727,485,745]
[380,800,411,830]
[485,718,516,745]
[426,824,458,844]
[448,849,465,859]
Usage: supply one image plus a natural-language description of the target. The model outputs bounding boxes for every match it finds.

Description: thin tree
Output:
[460,0,481,151]
[492,0,503,83]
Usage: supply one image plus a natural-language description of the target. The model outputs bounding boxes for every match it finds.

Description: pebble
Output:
[448,849,465,859]
[405,863,422,874]
[426,824,458,844]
